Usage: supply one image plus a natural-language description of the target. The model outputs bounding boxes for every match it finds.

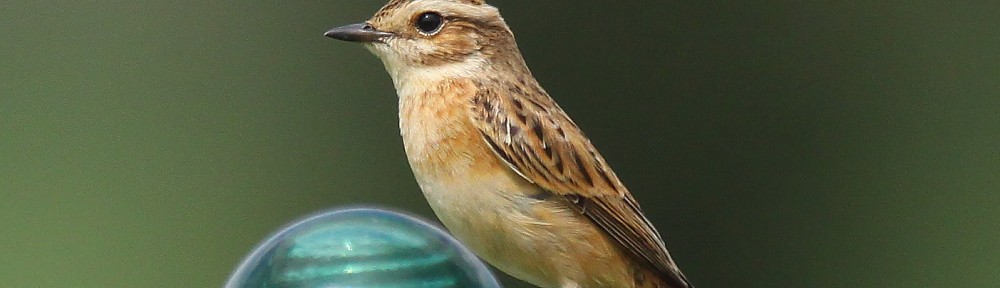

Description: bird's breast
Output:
[397,77,516,208]
[396,78,562,284]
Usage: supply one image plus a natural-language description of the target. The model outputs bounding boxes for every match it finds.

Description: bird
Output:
[324,1,693,287]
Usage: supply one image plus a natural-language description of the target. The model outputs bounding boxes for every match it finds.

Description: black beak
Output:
[324,23,393,43]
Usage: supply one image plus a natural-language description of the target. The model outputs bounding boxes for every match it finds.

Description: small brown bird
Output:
[325,1,693,287]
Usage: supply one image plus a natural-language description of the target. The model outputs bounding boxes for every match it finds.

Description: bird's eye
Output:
[415,12,444,34]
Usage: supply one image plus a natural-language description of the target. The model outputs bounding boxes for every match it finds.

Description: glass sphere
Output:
[226,207,501,288]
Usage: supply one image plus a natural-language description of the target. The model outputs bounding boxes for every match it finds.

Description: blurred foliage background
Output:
[1,1,998,287]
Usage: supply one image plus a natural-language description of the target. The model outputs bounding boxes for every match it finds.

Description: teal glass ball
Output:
[226,207,501,288]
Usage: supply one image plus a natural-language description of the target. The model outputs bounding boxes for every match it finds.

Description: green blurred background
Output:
[2,1,998,287]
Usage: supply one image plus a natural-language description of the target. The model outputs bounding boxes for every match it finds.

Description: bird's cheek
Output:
[366,43,403,62]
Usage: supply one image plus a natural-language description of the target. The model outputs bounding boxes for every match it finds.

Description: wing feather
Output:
[469,81,692,288]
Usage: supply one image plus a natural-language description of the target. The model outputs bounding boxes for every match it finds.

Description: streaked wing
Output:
[469,81,691,287]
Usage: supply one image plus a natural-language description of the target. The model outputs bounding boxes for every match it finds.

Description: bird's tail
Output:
[635,265,694,288]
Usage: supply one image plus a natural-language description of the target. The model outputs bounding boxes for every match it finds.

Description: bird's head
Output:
[325,0,526,85]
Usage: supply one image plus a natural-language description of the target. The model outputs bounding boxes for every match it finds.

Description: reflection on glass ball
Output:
[226,207,501,288]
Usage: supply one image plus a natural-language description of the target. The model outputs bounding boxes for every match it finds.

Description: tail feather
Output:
[634,265,694,288]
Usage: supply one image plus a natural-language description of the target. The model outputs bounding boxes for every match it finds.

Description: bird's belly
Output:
[409,157,633,288]
[413,159,560,286]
